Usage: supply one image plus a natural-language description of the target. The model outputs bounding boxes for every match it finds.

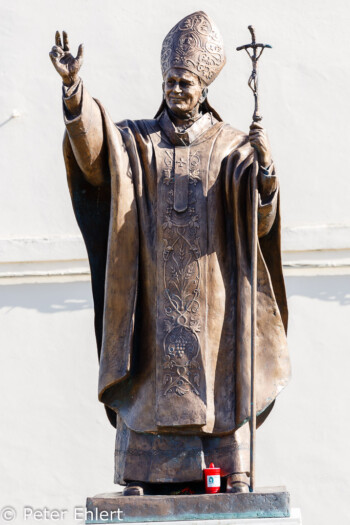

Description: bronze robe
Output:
[63,86,290,481]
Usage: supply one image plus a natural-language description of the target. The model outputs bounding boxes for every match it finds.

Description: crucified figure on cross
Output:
[237,25,272,123]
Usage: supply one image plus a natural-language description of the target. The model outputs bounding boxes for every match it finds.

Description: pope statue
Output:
[50,11,290,495]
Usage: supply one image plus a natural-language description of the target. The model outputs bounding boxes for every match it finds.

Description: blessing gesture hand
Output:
[49,31,84,87]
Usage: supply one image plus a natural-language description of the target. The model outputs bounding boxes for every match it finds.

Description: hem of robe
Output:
[114,415,250,484]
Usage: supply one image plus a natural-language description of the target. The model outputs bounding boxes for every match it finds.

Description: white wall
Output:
[1,1,350,524]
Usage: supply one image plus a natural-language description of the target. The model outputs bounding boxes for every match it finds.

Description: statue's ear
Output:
[199,87,208,104]
[162,81,165,96]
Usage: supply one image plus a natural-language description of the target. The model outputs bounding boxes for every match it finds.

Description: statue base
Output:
[86,487,290,523]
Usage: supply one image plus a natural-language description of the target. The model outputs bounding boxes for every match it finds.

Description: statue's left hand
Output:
[249,122,272,167]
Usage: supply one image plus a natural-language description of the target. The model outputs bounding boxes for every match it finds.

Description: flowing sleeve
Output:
[63,80,108,186]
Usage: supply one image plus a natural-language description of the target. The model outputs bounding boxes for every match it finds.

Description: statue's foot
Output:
[227,481,249,493]
[123,481,150,496]
[226,473,250,493]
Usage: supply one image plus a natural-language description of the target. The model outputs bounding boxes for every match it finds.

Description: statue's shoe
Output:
[227,481,250,493]
[123,482,150,496]
[226,473,250,493]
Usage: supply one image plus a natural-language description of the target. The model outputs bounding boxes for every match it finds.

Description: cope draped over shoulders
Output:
[63,98,290,436]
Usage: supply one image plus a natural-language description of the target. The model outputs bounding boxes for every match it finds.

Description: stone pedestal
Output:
[85,508,302,525]
[86,487,293,524]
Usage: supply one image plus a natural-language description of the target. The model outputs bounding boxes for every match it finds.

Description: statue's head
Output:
[161,11,226,117]
[163,67,207,118]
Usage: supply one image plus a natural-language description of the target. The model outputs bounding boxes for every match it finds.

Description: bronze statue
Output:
[50,11,290,496]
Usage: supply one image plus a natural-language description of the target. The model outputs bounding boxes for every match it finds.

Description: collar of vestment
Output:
[158,109,218,146]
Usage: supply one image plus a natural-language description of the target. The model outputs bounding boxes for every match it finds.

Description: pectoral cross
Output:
[176,158,187,169]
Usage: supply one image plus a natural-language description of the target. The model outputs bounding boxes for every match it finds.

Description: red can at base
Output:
[203,462,221,494]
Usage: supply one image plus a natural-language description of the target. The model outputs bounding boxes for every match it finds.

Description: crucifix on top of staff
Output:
[236,25,272,493]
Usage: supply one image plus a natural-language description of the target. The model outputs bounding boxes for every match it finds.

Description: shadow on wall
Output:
[0,274,349,313]
[0,281,93,313]
[285,274,350,306]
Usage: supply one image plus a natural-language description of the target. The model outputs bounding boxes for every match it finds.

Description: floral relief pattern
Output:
[161,150,203,397]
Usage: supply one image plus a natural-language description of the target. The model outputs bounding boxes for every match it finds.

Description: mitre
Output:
[161,11,226,86]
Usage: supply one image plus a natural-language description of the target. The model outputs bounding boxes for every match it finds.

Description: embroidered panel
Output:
[161,148,203,397]
[153,134,210,427]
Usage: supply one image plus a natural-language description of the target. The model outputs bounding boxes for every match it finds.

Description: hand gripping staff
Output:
[236,26,272,492]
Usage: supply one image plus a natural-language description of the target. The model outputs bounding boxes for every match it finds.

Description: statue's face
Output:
[163,68,205,117]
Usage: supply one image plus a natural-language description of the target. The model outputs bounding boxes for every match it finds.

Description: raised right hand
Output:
[49,31,84,87]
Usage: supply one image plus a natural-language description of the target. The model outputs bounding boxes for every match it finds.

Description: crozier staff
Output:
[237,24,273,492]
[50,12,290,496]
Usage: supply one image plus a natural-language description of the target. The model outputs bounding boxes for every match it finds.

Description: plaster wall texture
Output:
[0,1,349,525]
